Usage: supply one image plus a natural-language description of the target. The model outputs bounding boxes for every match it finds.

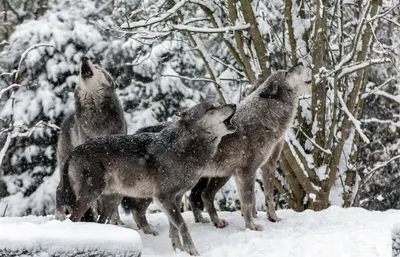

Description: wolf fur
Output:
[54,57,127,223]
[126,64,310,232]
[59,102,236,255]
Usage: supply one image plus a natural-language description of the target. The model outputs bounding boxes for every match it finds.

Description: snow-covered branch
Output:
[160,74,223,87]
[297,126,332,155]
[120,0,188,29]
[171,23,249,33]
[372,90,400,104]
[361,154,400,187]
[15,44,57,81]
[335,58,390,79]
[337,92,370,144]
[362,118,400,128]
[0,84,20,99]
[367,4,400,23]
[0,40,9,46]
[191,34,226,103]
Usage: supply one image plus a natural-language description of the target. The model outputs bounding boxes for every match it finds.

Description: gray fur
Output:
[55,58,127,223]
[128,64,310,231]
[59,102,236,256]
[194,64,310,230]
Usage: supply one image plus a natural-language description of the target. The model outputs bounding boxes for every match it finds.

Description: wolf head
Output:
[181,101,237,138]
[77,57,116,92]
[257,63,311,101]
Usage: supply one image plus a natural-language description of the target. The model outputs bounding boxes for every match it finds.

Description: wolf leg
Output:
[70,194,100,222]
[169,193,186,251]
[97,194,122,224]
[188,177,210,223]
[132,198,158,236]
[155,196,199,256]
[235,168,263,231]
[201,176,230,228]
[70,177,104,222]
[261,140,284,222]
[54,178,67,221]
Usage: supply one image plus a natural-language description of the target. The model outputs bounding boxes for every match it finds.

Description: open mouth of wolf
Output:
[80,60,93,79]
[223,112,236,131]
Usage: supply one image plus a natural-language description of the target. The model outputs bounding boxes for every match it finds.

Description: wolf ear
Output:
[287,62,304,76]
[259,82,280,99]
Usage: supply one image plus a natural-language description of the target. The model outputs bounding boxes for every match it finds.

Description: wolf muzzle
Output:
[80,57,93,79]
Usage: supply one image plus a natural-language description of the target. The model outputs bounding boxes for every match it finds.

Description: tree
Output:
[115,0,400,211]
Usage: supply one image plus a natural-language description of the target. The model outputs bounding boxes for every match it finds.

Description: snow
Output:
[118,206,398,257]
[0,216,142,256]
[0,207,396,257]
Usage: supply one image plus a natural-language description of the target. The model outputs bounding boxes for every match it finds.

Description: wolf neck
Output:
[239,94,298,132]
[159,122,218,160]
[75,86,112,111]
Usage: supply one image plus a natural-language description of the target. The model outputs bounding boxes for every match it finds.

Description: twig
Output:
[2,205,8,217]
[360,155,400,188]
[170,23,249,33]
[337,92,370,144]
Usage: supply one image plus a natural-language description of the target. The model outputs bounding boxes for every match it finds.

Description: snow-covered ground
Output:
[0,206,398,257]
[121,206,399,257]
[0,215,141,256]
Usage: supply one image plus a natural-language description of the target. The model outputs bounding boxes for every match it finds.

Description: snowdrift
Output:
[119,206,400,257]
[0,216,141,257]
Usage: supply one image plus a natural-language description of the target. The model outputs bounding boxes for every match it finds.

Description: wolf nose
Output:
[82,56,89,62]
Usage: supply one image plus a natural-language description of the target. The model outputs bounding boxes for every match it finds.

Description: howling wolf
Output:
[58,101,237,255]
[54,57,127,223]
[126,64,311,232]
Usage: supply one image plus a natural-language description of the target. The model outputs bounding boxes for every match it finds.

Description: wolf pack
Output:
[54,57,311,255]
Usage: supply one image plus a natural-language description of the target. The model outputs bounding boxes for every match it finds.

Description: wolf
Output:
[127,64,310,232]
[58,101,236,255]
[54,57,127,223]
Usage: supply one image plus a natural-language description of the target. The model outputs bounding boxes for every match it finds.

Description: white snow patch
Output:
[0,216,142,256]
[118,207,398,257]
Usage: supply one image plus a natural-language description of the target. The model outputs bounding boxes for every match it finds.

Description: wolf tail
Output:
[60,155,76,211]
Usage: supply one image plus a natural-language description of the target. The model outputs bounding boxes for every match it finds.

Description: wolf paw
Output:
[142,226,159,236]
[213,218,229,228]
[185,246,200,256]
[54,210,67,221]
[197,217,210,224]
[110,219,125,226]
[268,214,281,222]
[247,223,264,231]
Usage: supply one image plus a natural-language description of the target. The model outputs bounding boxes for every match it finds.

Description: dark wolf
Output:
[59,101,236,255]
[54,57,127,223]
[127,64,311,232]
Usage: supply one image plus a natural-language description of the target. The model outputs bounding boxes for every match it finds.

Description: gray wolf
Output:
[59,101,236,255]
[54,57,127,223]
[127,64,310,232]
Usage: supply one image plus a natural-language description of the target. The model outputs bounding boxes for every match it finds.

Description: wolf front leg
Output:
[261,140,284,222]
[235,168,263,231]
[54,176,67,221]
[201,176,231,228]
[155,196,199,256]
